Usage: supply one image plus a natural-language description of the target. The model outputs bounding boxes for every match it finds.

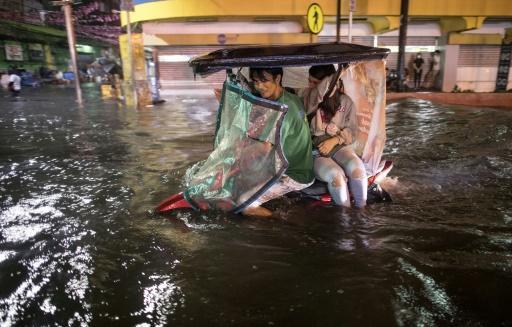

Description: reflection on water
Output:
[1,87,511,326]
[393,257,457,326]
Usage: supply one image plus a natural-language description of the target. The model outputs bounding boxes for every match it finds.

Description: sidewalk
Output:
[157,81,512,109]
[387,91,512,109]
[160,88,216,97]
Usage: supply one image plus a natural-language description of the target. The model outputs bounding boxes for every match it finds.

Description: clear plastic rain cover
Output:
[183,81,288,213]
[182,60,387,212]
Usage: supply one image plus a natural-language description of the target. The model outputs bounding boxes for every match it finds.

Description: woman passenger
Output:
[307,65,367,208]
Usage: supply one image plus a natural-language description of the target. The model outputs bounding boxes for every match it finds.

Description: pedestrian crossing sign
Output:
[307,3,324,34]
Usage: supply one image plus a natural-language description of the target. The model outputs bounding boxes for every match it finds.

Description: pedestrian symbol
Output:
[307,3,324,34]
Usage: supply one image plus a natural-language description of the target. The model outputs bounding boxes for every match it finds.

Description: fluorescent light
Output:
[381,45,437,53]
[158,55,192,63]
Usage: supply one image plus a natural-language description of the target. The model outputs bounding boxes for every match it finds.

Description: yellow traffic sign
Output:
[307,3,324,34]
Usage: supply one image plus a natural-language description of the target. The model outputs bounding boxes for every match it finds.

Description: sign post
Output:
[307,3,324,42]
[349,0,356,43]
[336,0,341,43]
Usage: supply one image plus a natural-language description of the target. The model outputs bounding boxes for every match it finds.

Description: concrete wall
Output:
[456,67,512,92]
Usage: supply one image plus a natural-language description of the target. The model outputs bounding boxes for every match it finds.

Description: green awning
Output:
[1,20,67,38]
[0,20,110,47]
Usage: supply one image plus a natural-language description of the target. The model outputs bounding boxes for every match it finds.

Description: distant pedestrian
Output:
[8,70,21,97]
[430,50,441,90]
[413,53,424,89]
[423,50,441,90]
[0,71,9,89]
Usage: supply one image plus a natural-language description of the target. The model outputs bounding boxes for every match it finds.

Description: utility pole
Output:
[349,0,356,43]
[52,0,83,105]
[397,0,409,92]
[336,0,341,43]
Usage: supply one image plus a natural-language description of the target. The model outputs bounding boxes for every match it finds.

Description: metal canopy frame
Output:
[189,42,390,76]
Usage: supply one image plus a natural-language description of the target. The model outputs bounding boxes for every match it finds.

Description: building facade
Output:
[120,0,512,93]
[0,0,119,76]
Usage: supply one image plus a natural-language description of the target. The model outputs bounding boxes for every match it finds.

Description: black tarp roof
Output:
[189,42,390,76]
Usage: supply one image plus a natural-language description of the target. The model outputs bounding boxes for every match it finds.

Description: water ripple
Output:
[393,257,457,326]
[1,90,511,325]
[131,272,184,327]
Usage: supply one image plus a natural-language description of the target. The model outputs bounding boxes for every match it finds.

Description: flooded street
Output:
[1,85,511,326]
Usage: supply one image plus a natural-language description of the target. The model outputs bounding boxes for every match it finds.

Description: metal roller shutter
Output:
[379,37,438,89]
[458,45,501,67]
[318,35,373,46]
[316,36,437,71]
[157,46,227,89]
[380,36,437,70]
[456,45,502,92]
[385,53,398,70]
[378,36,437,47]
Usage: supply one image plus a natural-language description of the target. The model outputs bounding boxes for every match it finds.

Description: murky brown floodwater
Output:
[1,85,511,326]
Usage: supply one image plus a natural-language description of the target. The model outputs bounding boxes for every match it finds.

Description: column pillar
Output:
[119,33,152,107]
[441,44,459,92]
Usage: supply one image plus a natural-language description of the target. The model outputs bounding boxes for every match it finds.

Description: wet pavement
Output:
[1,85,512,326]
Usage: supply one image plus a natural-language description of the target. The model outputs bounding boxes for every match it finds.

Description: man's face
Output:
[252,71,281,100]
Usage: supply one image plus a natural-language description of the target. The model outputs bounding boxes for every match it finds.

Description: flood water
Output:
[1,85,511,326]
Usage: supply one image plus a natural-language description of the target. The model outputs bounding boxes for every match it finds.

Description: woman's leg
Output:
[314,156,350,207]
[333,147,367,208]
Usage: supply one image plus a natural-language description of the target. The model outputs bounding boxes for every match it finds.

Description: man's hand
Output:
[213,88,222,101]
